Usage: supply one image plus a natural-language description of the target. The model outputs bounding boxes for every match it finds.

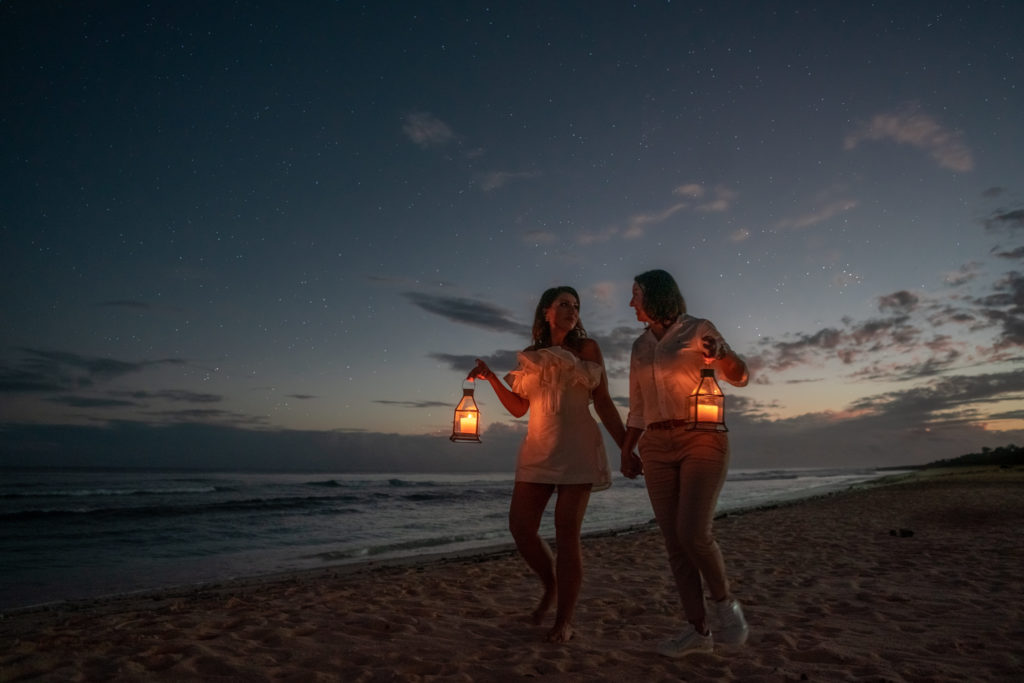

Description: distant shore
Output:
[3,466,1022,681]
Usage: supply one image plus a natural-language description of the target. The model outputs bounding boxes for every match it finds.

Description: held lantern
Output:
[450,379,481,442]
[687,366,728,432]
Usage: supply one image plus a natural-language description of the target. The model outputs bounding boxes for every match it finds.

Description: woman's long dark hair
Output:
[634,269,686,327]
[529,286,587,351]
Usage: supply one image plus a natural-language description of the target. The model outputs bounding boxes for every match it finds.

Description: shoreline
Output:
[3,466,1022,681]
[2,469,892,616]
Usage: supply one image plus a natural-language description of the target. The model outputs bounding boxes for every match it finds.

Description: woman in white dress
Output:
[469,286,632,643]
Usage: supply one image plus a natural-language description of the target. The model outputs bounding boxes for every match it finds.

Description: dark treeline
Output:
[926,443,1022,468]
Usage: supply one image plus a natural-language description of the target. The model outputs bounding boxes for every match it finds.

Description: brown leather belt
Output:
[646,419,690,431]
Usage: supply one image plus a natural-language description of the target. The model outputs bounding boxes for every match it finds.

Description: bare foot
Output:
[531,586,556,625]
[546,621,574,643]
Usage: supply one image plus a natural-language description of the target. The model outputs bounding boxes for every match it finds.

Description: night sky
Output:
[3,1,1022,472]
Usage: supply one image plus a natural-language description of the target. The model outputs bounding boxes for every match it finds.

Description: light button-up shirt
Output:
[626,315,748,430]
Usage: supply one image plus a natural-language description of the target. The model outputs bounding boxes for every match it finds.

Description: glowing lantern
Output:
[688,366,728,432]
[450,379,481,442]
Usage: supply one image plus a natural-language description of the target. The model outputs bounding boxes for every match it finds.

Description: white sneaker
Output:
[713,598,749,645]
[655,624,713,658]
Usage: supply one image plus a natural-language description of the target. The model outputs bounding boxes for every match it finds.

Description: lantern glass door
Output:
[450,380,481,442]
[688,367,728,432]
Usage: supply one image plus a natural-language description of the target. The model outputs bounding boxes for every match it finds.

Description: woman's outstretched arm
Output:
[467,359,530,418]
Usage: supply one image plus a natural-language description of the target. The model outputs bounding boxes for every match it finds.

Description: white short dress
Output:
[505,346,612,491]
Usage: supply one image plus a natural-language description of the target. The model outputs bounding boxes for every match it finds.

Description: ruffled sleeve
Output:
[541,347,602,390]
[504,348,602,414]
[504,351,539,397]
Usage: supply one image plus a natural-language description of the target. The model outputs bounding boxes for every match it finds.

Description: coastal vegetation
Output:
[925,443,1022,468]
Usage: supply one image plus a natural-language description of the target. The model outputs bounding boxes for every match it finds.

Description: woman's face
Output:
[545,292,580,334]
[630,282,653,323]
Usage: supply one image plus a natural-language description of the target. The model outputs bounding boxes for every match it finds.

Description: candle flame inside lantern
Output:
[696,401,720,423]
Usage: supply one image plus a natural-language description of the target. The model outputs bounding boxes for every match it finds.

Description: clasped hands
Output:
[620,451,643,479]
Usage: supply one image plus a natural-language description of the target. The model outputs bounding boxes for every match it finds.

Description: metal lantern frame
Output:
[450,379,482,442]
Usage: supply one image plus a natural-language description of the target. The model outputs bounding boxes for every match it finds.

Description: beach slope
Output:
[2,467,1022,681]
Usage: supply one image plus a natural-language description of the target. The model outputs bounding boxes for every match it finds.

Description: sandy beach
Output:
[2,466,1022,682]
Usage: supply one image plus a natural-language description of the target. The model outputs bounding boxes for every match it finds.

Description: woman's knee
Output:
[508,514,539,542]
[679,532,717,559]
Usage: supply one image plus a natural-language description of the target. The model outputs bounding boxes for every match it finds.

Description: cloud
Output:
[430,350,521,373]
[141,408,270,427]
[424,324,638,382]
[695,186,738,213]
[673,184,704,198]
[373,399,452,409]
[993,246,1024,260]
[848,368,1024,419]
[402,112,455,148]
[478,170,540,191]
[776,198,858,231]
[0,366,66,393]
[943,262,983,286]
[985,208,1024,233]
[576,226,621,245]
[975,271,1024,349]
[668,183,737,214]
[754,312,941,378]
[725,367,1024,468]
[730,228,751,243]
[877,290,920,315]
[112,389,223,403]
[623,202,688,239]
[846,315,918,349]
[0,348,186,394]
[847,347,962,382]
[577,183,737,243]
[728,403,1023,469]
[45,396,138,408]
[761,327,844,371]
[587,281,618,307]
[844,107,974,172]
[749,264,1024,383]
[523,229,558,245]
[591,326,644,375]
[404,293,530,336]
[925,302,979,328]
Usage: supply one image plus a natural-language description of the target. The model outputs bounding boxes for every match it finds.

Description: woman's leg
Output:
[642,451,707,626]
[509,481,557,624]
[548,483,592,642]
[675,433,730,603]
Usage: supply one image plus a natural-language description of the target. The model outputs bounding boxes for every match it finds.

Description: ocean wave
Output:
[303,479,343,487]
[307,529,507,562]
[0,486,221,498]
[728,468,878,483]
[0,494,366,522]
[300,477,476,489]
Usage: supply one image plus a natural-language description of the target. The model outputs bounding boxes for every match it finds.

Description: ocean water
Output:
[0,467,893,611]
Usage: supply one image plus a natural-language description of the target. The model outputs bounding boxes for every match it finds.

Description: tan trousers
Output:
[640,428,730,623]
